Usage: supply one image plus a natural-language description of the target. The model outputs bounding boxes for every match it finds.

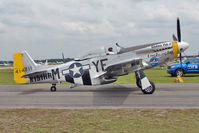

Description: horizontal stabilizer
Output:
[21,70,48,78]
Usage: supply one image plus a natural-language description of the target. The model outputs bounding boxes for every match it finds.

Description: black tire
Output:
[141,81,155,94]
[175,69,184,77]
[136,79,142,88]
[51,86,56,92]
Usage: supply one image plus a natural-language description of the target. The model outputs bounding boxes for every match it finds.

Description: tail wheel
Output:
[51,85,56,92]
[175,69,184,77]
[141,81,155,94]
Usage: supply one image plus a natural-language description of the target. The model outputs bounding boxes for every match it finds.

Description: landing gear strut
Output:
[135,70,155,94]
[50,84,56,92]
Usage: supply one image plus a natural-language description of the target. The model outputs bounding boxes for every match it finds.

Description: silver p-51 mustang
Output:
[13,18,189,94]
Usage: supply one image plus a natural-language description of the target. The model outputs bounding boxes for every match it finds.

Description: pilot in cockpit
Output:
[107,47,114,55]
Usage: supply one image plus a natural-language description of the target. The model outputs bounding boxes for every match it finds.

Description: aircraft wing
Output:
[105,58,142,72]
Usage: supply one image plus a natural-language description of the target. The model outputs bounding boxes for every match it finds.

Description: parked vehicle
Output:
[167,58,199,76]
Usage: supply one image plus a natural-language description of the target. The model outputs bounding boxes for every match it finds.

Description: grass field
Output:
[0,69,199,132]
[0,67,199,85]
[0,69,15,85]
[0,109,198,133]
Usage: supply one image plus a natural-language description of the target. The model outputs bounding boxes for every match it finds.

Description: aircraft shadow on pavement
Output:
[19,84,140,98]
[19,88,47,95]
[92,85,139,106]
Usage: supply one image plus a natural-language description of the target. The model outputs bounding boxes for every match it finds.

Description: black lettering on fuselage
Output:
[29,73,52,83]
[34,76,37,82]
[37,75,40,81]
[48,73,52,79]
[30,77,33,83]
[43,73,47,80]
[24,66,32,73]
[40,74,43,80]
[92,58,108,72]
[100,58,108,71]
[92,60,99,72]
[51,68,60,80]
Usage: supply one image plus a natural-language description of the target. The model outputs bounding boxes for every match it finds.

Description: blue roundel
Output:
[149,57,159,67]
[69,63,84,78]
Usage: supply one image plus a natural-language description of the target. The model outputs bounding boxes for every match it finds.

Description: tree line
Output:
[0,58,74,65]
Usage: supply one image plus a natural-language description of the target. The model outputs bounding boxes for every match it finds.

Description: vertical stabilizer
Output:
[13,51,37,84]
[21,51,37,70]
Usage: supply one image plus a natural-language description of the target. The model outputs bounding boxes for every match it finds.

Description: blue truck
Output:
[167,58,199,76]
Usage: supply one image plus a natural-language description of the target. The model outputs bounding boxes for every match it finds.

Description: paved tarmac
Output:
[0,67,11,69]
[0,83,199,109]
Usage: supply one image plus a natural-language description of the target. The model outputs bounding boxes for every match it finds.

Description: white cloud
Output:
[62,21,86,33]
[0,0,199,60]
[0,22,5,29]
[61,19,120,37]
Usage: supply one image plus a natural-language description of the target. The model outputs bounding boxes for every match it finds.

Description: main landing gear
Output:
[50,84,56,92]
[135,70,155,94]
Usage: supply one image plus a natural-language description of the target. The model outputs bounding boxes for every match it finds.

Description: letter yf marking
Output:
[92,58,108,72]
[92,60,99,72]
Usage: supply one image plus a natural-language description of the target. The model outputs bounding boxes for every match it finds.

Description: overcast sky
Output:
[0,0,199,60]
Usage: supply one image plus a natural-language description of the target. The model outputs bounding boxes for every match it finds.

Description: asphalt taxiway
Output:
[0,83,199,109]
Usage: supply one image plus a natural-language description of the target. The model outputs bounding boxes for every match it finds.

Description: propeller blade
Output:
[179,52,183,76]
[177,18,184,76]
[177,17,181,42]
[180,52,182,64]
[172,34,178,41]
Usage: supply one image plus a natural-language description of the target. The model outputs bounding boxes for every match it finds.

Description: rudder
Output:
[13,52,27,84]
[13,51,37,84]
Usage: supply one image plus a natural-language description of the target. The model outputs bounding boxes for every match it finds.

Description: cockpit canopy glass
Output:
[76,45,120,60]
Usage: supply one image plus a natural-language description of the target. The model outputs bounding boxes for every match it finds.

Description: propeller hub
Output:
[178,41,189,52]
[172,41,189,58]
